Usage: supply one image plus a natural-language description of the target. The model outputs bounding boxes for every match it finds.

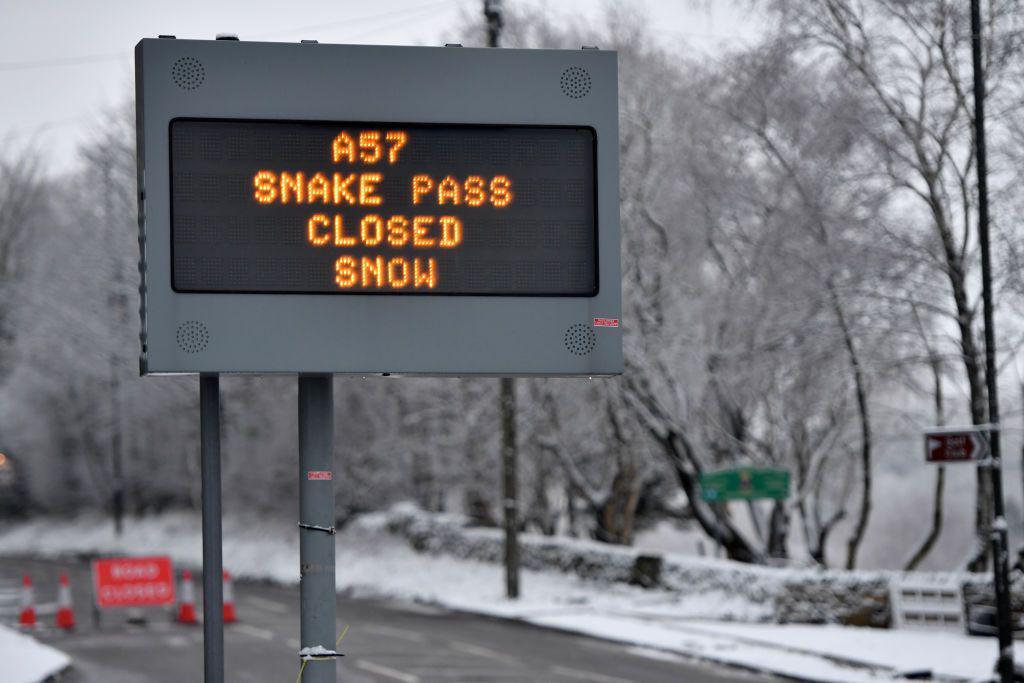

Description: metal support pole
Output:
[485,0,518,605]
[484,0,503,49]
[500,377,519,600]
[298,375,336,682]
[970,3,1014,681]
[200,374,224,683]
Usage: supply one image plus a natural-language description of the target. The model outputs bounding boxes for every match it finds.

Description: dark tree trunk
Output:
[625,375,762,563]
[905,347,947,571]
[527,450,557,536]
[828,284,873,571]
[657,428,762,563]
[767,500,790,560]
[926,192,989,573]
[593,460,642,545]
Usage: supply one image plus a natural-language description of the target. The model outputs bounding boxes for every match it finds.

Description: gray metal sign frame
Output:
[135,38,621,376]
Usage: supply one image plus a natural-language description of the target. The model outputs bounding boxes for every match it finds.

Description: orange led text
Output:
[331,130,409,165]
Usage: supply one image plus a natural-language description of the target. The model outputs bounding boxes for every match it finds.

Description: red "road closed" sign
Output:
[92,556,175,609]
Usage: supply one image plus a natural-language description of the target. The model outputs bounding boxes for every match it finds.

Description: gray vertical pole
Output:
[970,2,1014,681]
[298,375,336,682]
[484,0,503,49]
[500,377,520,599]
[485,0,519,604]
[200,374,224,683]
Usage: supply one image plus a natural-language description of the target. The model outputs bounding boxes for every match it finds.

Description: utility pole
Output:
[499,377,519,599]
[970,2,1014,681]
[484,0,503,50]
[484,0,519,601]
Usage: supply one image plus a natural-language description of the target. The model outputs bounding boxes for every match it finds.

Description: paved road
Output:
[1,557,772,683]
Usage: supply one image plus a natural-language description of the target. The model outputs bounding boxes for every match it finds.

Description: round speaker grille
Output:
[560,66,591,99]
[171,56,205,90]
[564,323,597,356]
[176,321,209,354]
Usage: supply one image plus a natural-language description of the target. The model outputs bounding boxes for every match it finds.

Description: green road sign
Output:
[700,467,790,502]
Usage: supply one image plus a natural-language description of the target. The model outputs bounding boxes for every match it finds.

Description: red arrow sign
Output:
[924,429,989,463]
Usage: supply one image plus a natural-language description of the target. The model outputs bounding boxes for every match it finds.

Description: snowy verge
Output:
[379,503,979,628]
[0,510,769,622]
[0,510,1007,683]
[680,621,1018,681]
[0,624,71,683]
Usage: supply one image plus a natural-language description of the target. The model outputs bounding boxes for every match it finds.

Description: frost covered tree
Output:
[0,146,48,382]
[758,0,1024,571]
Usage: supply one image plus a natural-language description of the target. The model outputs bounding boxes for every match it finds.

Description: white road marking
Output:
[405,668,526,679]
[245,595,289,614]
[382,600,446,616]
[64,635,153,650]
[576,639,632,654]
[233,623,275,641]
[625,646,687,664]
[356,659,421,683]
[448,640,519,665]
[164,635,190,648]
[551,665,635,683]
[363,624,425,642]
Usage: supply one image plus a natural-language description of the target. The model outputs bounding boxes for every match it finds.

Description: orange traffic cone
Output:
[18,575,36,629]
[55,573,75,630]
[176,570,197,624]
[222,571,236,624]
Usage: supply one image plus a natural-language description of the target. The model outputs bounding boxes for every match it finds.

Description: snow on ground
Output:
[0,623,71,683]
[0,511,1010,682]
[0,511,768,622]
[686,621,1019,681]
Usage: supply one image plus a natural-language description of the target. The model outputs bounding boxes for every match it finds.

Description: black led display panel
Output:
[170,120,597,295]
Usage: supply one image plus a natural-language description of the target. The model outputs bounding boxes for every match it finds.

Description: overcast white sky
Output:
[0,0,762,170]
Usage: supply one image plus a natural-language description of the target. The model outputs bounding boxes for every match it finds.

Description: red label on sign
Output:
[307,471,333,481]
[926,431,986,463]
[92,556,175,609]
[594,318,619,328]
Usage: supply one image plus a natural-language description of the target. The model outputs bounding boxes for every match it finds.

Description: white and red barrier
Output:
[55,573,75,630]
[18,574,36,629]
[222,571,237,624]
[176,569,197,624]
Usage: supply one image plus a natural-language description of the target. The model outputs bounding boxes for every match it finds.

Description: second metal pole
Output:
[298,375,336,682]
[200,374,224,683]
[500,377,520,599]
[969,3,1014,681]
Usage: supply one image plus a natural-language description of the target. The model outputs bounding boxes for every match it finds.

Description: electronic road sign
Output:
[136,39,620,375]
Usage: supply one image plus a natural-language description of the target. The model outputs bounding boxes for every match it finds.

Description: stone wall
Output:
[381,507,909,627]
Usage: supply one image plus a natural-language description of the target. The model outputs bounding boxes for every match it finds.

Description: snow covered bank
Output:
[0,624,71,683]
[682,621,1020,681]
[0,511,764,621]
[383,504,977,628]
